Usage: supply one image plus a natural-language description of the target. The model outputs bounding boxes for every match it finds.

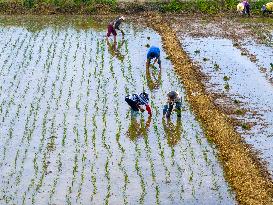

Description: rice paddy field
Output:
[0,16,237,205]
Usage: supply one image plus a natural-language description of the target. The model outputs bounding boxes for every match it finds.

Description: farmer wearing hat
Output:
[106,16,125,42]
[146,46,162,70]
[125,92,152,116]
[262,1,273,14]
[163,91,182,118]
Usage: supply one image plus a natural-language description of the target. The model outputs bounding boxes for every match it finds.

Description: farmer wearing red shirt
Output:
[106,16,125,42]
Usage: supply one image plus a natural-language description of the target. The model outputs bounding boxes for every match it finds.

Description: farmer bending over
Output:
[237,0,250,16]
[146,46,161,70]
[106,16,125,43]
[125,92,152,116]
[163,91,182,118]
[262,2,273,14]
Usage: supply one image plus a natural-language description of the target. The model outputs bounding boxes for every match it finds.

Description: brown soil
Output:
[146,12,273,205]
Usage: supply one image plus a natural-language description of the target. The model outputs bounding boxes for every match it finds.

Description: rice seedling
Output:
[222,75,229,81]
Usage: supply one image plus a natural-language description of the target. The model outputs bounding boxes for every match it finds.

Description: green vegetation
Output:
[161,0,268,14]
[0,0,270,14]
[235,109,246,115]
[224,82,230,90]
[213,63,220,71]
[241,122,251,130]
[223,75,230,81]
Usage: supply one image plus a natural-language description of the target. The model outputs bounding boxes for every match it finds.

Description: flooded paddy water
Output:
[169,16,273,176]
[0,16,236,204]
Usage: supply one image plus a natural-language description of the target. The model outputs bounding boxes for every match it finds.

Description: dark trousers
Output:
[163,102,182,117]
[125,97,139,111]
[243,5,250,16]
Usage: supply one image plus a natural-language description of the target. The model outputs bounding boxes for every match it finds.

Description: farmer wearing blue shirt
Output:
[146,46,161,70]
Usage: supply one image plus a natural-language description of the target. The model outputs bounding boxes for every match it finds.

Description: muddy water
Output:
[0,17,235,205]
[181,36,273,176]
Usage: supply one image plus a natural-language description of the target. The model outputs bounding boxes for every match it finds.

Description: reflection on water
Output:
[106,38,125,62]
[126,113,152,141]
[146,65,162,91]
[162,117,182,147]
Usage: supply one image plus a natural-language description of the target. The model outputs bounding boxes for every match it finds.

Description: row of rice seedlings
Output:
[0,31,27,77]
[0,31,48,170]
[134,141,146,205]
[19,31,63,204]
[148,92,171,186]
[165,70,198,199]
[98,40,114,205]
[0,31,48,171]
[124,40,137,89]
[170,69,225,200]
[141,115,160,204]
[89,38,103,202]
[27,31,71,204]
[110,54,130,205]
[137,73,160,204]
[0,28,18,60]
[195,131,225,201]
[4,33,38,93]
[15,30,60,202]
[54,32,81,205]
[195,131,228,201]
[167,69,225,200]
[0,32,32,122]
[117,40,130,86]
[122,51,148,201]
[47,31,78,204]
[73,32,90,205]
[69,32,89,205]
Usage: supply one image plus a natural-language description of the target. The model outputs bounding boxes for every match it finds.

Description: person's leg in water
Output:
[131,109,139,118]
[175,101,182,118]
[166,103,173,118]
